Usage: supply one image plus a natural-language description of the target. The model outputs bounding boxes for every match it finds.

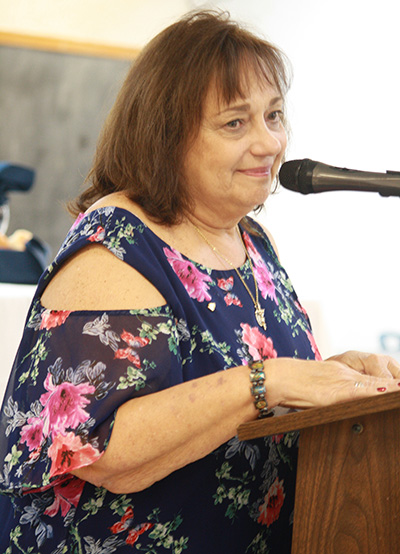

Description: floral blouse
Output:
[0,207,321,554]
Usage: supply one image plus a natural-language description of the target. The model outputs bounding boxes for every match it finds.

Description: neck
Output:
[190,217,248,270]
[185,210,245,239]
[192,214,267,331]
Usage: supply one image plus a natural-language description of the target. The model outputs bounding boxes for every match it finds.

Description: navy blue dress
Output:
[0,206,320,553]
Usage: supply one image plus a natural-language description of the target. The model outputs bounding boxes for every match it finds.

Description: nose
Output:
[250,120,284,158]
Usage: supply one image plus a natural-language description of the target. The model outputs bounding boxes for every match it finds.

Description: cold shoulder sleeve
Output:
[0,301,183,496]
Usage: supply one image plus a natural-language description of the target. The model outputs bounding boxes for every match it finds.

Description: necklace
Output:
[193,223,266,330]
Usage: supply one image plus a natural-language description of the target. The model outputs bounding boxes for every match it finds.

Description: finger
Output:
[387,357,400,379]
[308,375,400,407]
[353,353,399,379]
[327,351,386,376]
[351,375,400,397]
[367,355,400,379]
[328,351,400,379]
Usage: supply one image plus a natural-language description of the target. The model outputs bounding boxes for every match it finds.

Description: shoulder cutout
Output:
[40,244,166,311]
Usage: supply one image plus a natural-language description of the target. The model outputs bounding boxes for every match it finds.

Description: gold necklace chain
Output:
[192,223,266,330]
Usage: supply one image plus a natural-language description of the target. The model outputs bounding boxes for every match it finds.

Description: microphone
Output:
[279,159,400,197]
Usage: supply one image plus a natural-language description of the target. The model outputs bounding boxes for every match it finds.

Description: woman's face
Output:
[182,71,287,224]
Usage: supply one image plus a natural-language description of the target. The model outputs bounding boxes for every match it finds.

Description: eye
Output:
[267,110,284,126]
[225,119,243,130]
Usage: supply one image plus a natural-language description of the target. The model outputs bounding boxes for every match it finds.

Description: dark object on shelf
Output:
[0,237,51,284]
[0,162,51,284]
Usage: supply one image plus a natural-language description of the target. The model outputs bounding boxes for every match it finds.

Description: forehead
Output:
[204,70,281,114]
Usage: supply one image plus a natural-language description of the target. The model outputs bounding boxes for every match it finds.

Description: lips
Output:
[237,166,272,177]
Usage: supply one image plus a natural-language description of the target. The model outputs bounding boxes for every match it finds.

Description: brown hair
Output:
[70,10,291,224]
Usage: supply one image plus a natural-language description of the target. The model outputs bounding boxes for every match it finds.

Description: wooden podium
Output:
[238,391,400,553]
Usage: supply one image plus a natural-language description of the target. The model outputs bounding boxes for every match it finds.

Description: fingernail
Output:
[377,387,387,392]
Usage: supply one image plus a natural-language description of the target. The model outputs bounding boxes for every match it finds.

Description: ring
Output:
[354,381,365,388]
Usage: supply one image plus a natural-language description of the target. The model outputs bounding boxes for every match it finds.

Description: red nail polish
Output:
[377,387,387,392]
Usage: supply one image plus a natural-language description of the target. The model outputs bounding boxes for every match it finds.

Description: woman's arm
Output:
[72,364,257,493]
[41,243,400,494]
[72,352,400,494]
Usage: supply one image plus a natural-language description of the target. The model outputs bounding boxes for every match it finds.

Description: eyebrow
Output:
[217,96,283,116]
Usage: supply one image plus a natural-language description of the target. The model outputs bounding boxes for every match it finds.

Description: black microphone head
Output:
[279,159,318,194]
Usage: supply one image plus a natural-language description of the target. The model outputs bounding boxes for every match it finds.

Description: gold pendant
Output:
[255,304,266,330]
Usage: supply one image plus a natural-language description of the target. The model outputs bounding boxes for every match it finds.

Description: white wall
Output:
[1,0,400,359]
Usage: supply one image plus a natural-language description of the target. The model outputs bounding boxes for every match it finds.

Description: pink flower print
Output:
[40,309,71,330]
[241,323,277,361]
[218,277,234,291]
[110,506,135,534]
[242,231,262,264]
[20,416,44,452]
[40,374,95,436]
[218,277,243,307]
[272,434,284,444]
[126,523,154,546]
[110,507,154,546]
[164,246,212,302]
[71,212,86,229]
[114,331,150,367]
[294,300,308,317]
[88,225,105,242]
[306,329,322,361]
[258,477,285,526]
[253,262,277,304]
[48,431,101,478]
[224,293,242,307]
[242,232,277,303]
[44,475,85,517]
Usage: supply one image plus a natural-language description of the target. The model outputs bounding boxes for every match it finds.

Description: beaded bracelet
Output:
[249,359,273,419]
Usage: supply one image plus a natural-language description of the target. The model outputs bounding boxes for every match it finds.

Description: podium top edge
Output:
[237,390,400,441]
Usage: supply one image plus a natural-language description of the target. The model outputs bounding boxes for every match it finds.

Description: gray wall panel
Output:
[0,45,131,255]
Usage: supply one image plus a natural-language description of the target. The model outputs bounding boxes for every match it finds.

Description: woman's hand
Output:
[264,352,400,411]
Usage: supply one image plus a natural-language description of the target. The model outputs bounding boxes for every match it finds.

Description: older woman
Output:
[0,10,399,554]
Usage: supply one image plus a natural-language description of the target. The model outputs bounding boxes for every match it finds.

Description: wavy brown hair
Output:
[69,10,291,224]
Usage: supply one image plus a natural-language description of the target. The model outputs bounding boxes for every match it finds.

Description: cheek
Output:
[203,151,234,182]
[183,136,242,192]
[271,133,287,179]
[273,131,287,168]
[273,125,287,151]
[279,129,288,155]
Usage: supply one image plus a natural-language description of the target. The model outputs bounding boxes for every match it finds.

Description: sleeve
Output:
[0,302,183,495]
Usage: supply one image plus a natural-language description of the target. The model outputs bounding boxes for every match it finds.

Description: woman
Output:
[0,10,399,554]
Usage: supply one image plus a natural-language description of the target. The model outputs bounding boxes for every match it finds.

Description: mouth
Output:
[237,166,272,178]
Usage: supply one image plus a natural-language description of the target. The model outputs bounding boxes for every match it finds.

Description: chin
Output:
[250,190,270,209]
[238,200,266,218]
